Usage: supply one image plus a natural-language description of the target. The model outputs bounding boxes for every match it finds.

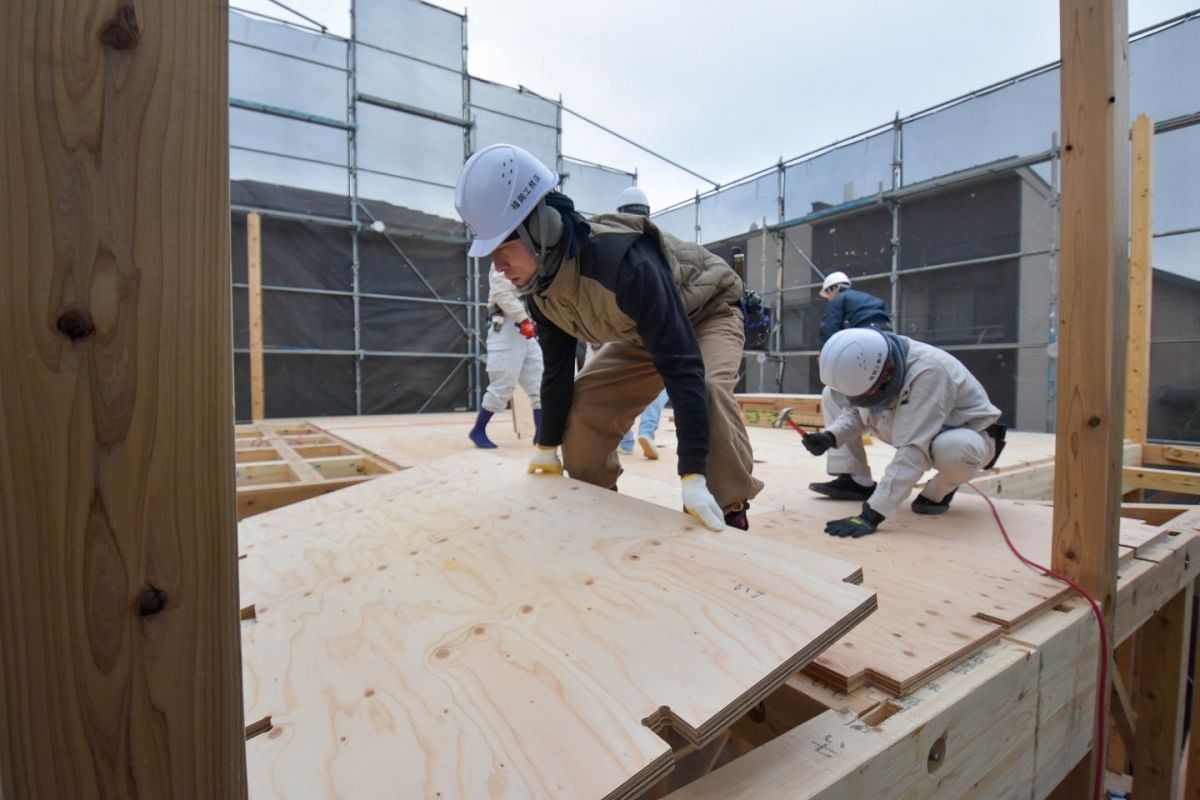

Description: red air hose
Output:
[966,484,1109,800]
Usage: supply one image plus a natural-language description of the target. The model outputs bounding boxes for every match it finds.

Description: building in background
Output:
[656,12,1200,440]
[229,3,1199,443]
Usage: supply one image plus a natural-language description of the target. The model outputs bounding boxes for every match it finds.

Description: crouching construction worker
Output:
[801,328,1006,538]
[468,265,544,448]
[454,143,763,531]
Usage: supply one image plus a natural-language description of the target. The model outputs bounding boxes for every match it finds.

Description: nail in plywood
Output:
[239,453,876,800]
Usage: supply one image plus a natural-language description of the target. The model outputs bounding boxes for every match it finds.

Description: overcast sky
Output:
[235,0,1195,210]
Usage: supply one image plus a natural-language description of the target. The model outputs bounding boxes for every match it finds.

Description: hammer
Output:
[773,406,809,437]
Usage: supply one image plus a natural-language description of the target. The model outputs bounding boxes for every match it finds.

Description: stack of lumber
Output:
[239,452,877,799]
[734,393,823,429]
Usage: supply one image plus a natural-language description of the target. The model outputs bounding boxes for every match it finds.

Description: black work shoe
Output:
[912,489,957,515]
[724,505,749,531]
[809,474,875,501]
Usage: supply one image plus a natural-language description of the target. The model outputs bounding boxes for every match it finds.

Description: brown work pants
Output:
[561,304,764,510]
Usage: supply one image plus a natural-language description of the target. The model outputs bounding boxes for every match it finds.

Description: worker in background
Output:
[615,185,669,461]
[455,144,763,531]
[800,328,1007,538]
[468,266,543,448]
[815,270,893,478]
[818,271,891,346]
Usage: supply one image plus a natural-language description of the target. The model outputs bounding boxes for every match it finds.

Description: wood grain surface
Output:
[1,2,245,796]
[239,453,876,799]
[314,416,1165,700]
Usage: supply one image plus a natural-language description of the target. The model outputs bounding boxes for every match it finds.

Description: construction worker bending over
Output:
[801,328,1006,538]
[468,266,543,448]
[818,271,891,346]
[454,144,763,531]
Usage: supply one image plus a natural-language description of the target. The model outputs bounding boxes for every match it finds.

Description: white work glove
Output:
[681,474,725,532]
[527,445,563,475]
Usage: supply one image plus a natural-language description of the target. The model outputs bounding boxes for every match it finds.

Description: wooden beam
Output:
[248,211,265,421]
[1124,465,1200,495]
[1052,0,1130,791]
[1120,502,1191,526]
[1108,668,1136,764]
[260,427,323,483]
[1106,635,1137,774]
[1186,578,1200,800]
[1131,585,1192,799]
[1124,114,1153,444]
[0,2,246,796]
[1143,442,1200,468]
[1053,0,1131,603]
[236,475,375,520]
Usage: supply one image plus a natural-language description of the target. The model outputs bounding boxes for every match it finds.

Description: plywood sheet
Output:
[240,452,876,800]
[307,415,1163,699]
[753,495,1160,695]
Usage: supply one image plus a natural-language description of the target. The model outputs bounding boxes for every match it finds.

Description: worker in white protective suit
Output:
[468,266,544,448]
[799,328,1007,537]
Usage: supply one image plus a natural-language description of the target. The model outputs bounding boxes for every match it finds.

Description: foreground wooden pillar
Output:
[0,2,246,797]
[1124,114,1153,444]
[1052,0,1130,792]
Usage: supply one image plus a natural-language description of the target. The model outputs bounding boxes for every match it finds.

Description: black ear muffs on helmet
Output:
[520,198,564,251]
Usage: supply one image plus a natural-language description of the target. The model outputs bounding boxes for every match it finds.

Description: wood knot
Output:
[137,586,167,617]
[1087,416,1101,428]
[56,309,95,341]
[100,6,141,50]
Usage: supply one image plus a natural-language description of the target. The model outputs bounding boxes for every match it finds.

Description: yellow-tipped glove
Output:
[527,445,564,475]
[681,474,725,532]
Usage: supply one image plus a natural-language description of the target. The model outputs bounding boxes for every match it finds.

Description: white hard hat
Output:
[617,185,650,214]
[455,144,559,257]
[821,271,852,295]
[819,328,889,397]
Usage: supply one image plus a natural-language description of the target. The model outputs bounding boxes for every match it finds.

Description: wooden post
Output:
[248,212,265,421]
[1053,0,1130,791]
[1124,114,1153,444]
[1186,579,1200,800]
[1,3,246,797]
[1131,585,1192,799]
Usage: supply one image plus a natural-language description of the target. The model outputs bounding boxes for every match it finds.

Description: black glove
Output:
[825,504,885,538]
[802,430,837,456]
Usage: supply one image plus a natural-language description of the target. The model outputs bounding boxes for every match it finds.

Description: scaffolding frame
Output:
[650,11,1200,434]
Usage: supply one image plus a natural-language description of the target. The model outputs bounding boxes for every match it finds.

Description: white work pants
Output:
[920,428,995,502]
[822,387,994,503]
[482,321,543,413]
